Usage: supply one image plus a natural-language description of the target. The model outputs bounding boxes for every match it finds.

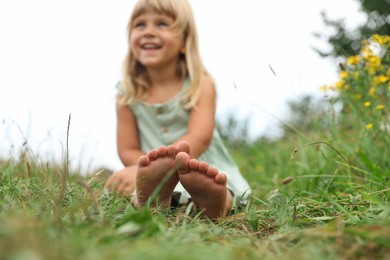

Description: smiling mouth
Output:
[141,43,162,50]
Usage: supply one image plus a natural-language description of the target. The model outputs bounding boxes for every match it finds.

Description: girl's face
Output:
[130,9,185,70]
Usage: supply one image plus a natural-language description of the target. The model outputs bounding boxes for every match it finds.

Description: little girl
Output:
[105,0,251,219]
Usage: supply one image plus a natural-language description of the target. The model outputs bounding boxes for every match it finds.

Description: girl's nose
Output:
[143,25,156,38]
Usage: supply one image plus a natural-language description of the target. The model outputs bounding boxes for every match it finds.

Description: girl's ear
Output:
[180,39,186,54]
[180,45,186,54]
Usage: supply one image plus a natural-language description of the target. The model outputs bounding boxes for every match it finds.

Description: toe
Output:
[176,141,190,154]
[175,152,190,171]
[198,161,208,172]
[167,145,176,157]
[214,172,227,184]
[158,146,168,157]
[138,155,150,167]
[206,166,218,177]
[189,159,199,170]
[148,149,159,160]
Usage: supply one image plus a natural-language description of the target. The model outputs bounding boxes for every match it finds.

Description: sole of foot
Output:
[175,152,231,219]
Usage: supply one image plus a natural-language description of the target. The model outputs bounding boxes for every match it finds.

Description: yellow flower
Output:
[336,79,344,89]
[369,56,381,65]
[376,105,385,110]
[366,123,373,130]
[373,75,389,85]
[340,71,348,79]
[372,34,383,45]
[364,101,371,107]
[346,55,360,66]
[384,35,390,45]
[365,56,381,73]
[355,93,362,100]
[372,34,390,46]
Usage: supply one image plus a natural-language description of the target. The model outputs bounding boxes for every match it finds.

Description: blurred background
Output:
[0,0,388,174]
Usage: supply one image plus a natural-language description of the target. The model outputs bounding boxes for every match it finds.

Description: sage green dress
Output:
[126,81,251,205]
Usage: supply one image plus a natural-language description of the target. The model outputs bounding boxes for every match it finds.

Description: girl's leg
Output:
[175,152,233,219]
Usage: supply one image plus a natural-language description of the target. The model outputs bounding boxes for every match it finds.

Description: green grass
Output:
[1,121,389,260]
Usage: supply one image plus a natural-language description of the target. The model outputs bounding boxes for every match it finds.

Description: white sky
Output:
[0,0,365,174]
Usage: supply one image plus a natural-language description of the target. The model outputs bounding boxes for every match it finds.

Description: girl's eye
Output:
[134,21,146,29]
[157,20,170,28]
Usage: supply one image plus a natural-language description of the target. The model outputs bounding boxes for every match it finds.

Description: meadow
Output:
[0,35,389,259]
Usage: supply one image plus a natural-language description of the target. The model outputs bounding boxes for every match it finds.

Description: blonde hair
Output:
[120,0,208,109]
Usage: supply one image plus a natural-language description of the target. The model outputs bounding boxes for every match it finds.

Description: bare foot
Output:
[136,141,190,206]
[175,152,232,219]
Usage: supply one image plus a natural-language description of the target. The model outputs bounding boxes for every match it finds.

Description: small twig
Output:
[282,176,293,185]
[268,63,277,76]
[9,117,37,175]
[65,113,71,181]
[268,64,276,76]
[241,224,256,238]
[290,148,299,160]
[55,114,72,223]
[368,187,390,196]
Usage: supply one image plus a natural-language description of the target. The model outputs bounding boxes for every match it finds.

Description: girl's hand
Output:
[104,168,136,196]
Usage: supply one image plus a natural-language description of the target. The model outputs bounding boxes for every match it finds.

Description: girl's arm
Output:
[116,95,145,166]
[175,75,217,158]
